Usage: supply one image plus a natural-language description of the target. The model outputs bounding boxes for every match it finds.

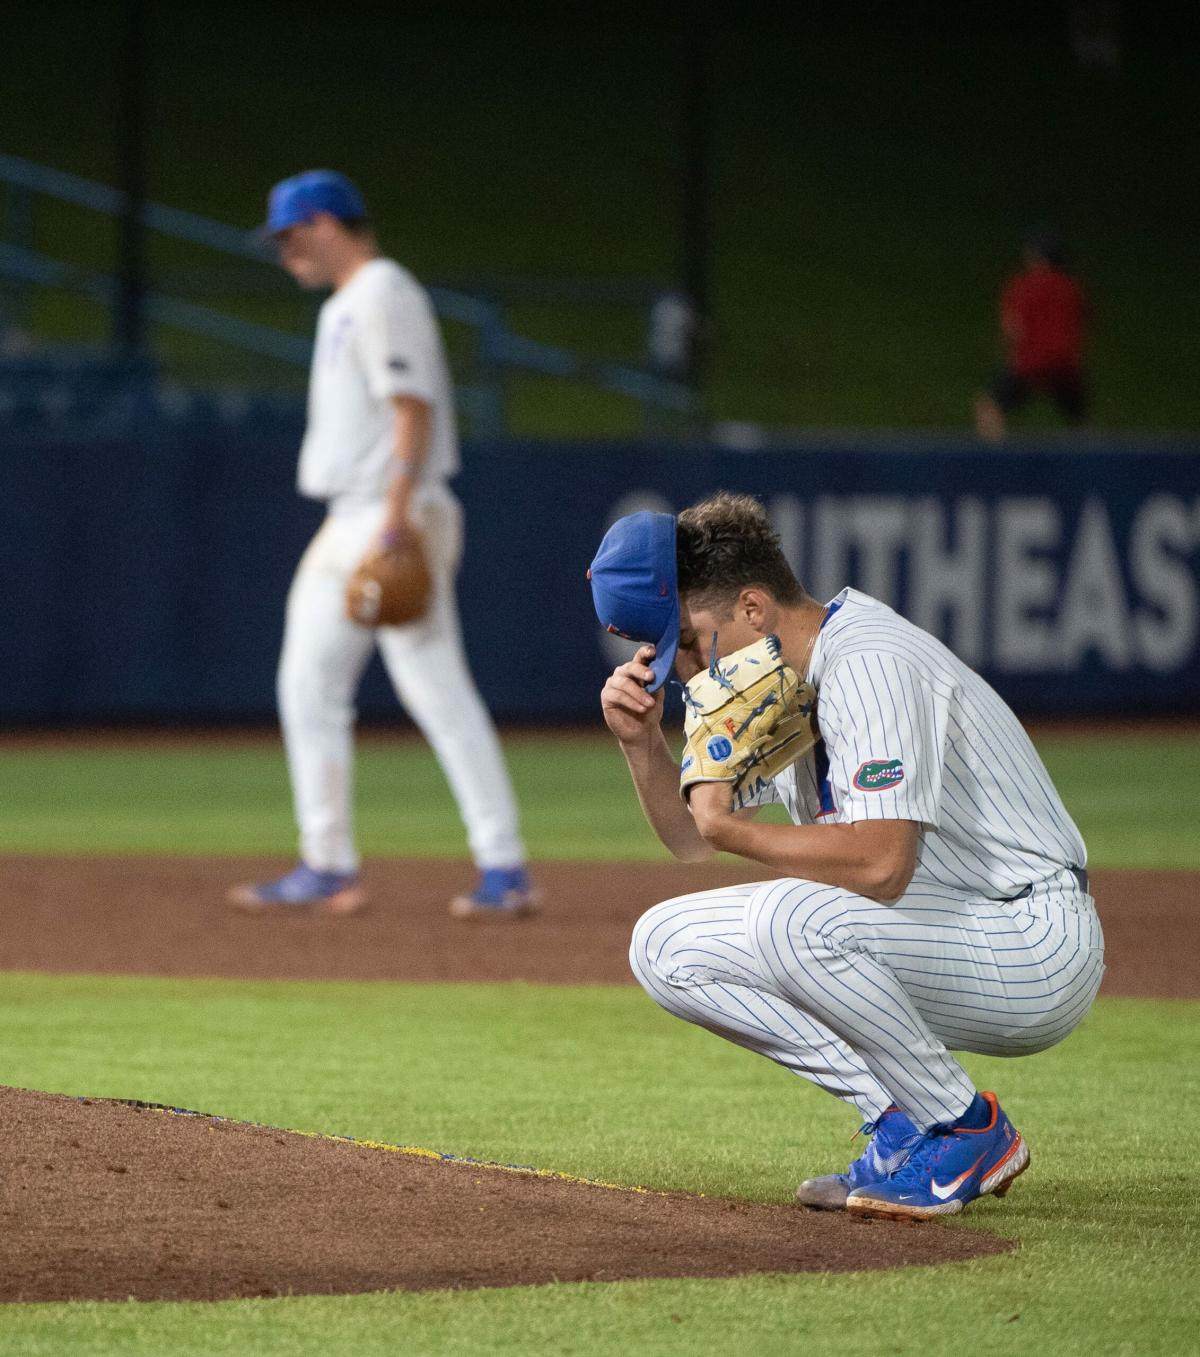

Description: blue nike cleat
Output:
[845,1091,1029,1222]
[448,866,540,920]
[227,863,367,915]
[795,1107,922,1210]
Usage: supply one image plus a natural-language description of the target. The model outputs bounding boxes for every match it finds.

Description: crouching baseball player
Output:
[589,494,1103,1221]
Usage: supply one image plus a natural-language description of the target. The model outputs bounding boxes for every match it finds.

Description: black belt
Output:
[1002,866,1088,903]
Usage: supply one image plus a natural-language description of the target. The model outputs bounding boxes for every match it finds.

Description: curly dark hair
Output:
[676,492,806,612]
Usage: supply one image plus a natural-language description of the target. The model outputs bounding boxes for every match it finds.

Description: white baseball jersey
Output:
[279,255,524,879]
[751,588,1087,900]
[297,257,460,505]
[631,587,1101,1133]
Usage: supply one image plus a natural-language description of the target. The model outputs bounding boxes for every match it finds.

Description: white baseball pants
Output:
[277,485,525,874]
[629,866,1104,1131]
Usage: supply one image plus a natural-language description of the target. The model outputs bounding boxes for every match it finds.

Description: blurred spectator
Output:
[0,324,34,356]
[974,231,1089,441]
[647,291,699,381]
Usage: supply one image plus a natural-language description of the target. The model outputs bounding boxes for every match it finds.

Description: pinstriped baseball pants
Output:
[629,868,1104,1131]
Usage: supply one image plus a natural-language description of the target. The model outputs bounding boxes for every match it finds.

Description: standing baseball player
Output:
[589,495,1104,1220]
[229,170,536,919]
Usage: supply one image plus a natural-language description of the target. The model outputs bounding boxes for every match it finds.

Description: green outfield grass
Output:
[0,974,1196,1355]
[1,728,1196,1353]
[0,729,1195,868]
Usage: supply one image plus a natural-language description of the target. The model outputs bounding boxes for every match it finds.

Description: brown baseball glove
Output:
[345,533,432,628]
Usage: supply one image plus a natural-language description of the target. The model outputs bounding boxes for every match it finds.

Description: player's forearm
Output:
[702,815,913,901]
[621,732,715,863]
[382,397,431,534]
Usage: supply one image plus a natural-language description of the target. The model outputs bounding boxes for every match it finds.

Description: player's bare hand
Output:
[686,780,736,847]
[601,645,665,744]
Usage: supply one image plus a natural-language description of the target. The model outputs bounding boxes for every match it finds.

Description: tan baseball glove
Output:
[679,633,819,809]
[345,533,432,628]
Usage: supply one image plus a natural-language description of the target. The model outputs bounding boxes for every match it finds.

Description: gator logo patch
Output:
[853,758,904,791]
[706,735,734,763]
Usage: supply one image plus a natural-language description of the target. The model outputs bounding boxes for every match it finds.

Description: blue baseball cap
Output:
[263,170,368,235]
[587,511,679,693]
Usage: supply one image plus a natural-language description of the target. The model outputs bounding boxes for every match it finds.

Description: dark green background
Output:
[4,2,1197,434]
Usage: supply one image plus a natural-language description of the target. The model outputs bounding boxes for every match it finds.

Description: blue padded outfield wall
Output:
[1,417,1198,722]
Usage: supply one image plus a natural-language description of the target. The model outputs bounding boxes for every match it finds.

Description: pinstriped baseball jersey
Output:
[755,588,1086,900]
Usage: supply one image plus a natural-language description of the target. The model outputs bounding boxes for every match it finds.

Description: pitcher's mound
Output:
[0,1086,1012,1302]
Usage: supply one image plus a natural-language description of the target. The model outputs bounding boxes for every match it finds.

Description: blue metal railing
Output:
[0,241,313,367]
[0,152,695,434]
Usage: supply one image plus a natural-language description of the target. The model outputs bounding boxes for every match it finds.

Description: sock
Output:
[955,1092,991,1130]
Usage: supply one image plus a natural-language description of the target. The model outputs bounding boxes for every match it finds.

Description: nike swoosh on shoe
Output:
[878,1148,910,1172]
[930,1153,986,1200]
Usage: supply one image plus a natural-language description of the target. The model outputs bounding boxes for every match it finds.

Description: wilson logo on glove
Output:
[679,634,819,809]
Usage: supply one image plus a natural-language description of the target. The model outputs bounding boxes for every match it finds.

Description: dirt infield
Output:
[0,857,1194,997]
[0,1087,1014,1303]
[1,857,1192,1303]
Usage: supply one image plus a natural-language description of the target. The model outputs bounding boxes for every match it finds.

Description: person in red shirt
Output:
[974,232,1089,440]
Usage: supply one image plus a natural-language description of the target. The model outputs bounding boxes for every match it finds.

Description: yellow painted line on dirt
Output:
[121,1097,662,1196]
[298,1130,659,1194]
